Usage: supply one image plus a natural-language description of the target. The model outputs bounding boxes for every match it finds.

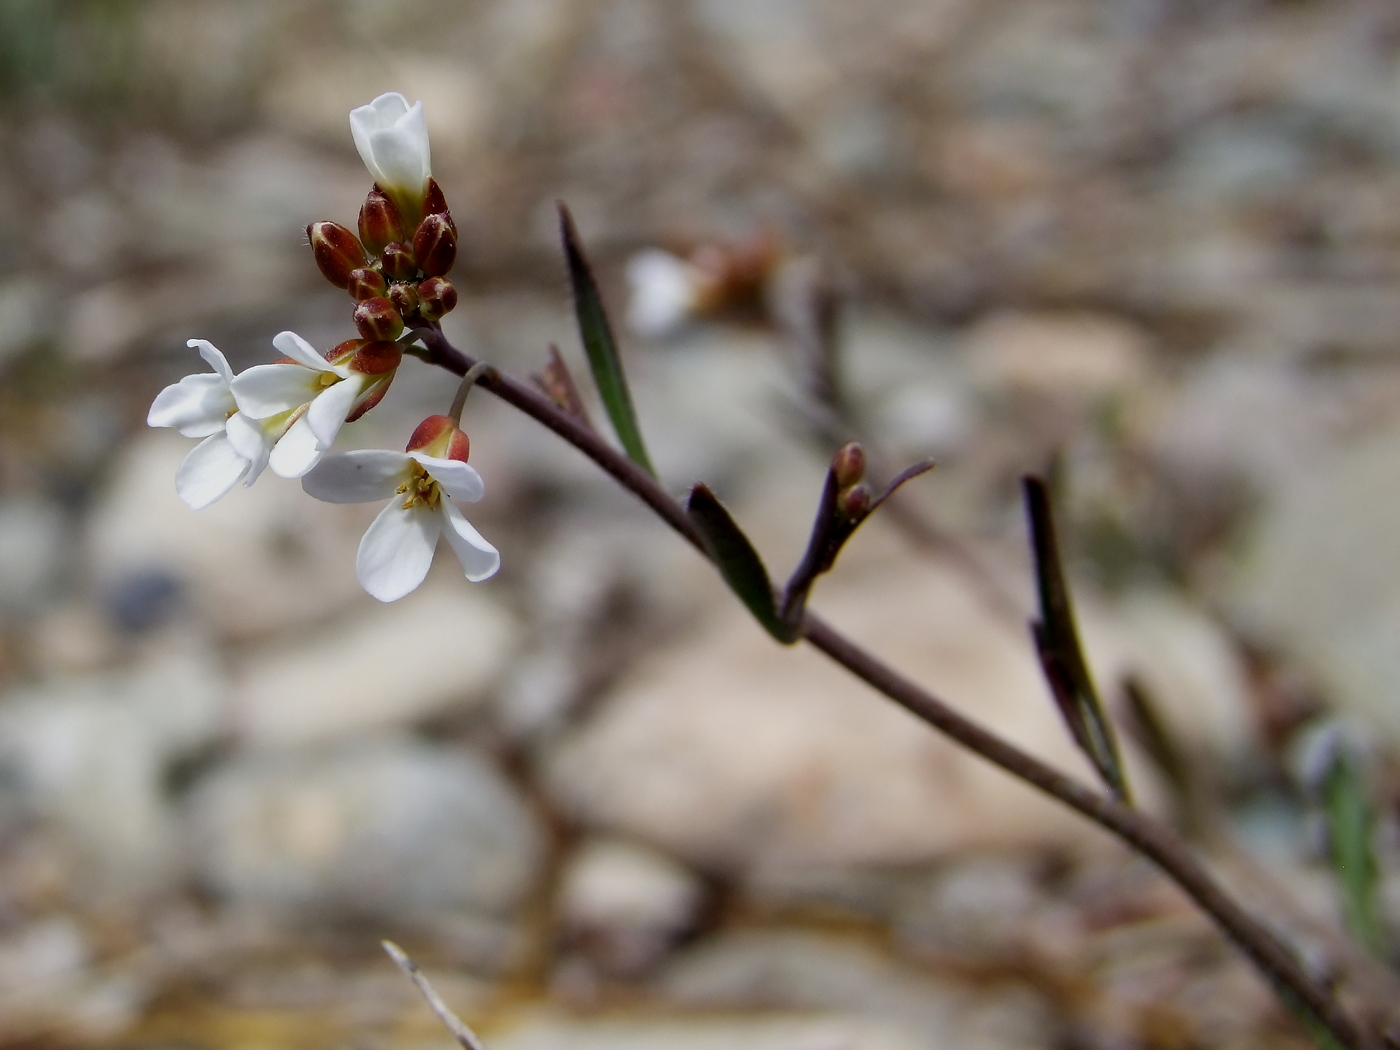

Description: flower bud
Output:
[354,296,405,341]
[382,241,418,282]
[418,276,458,321]
[422,178,454,229]
[308,221,367,289]
[389,281,419,317]
[348,339,403,375]
[347,267,388,301]
[831,442,866,490]
[406,413,470,461]
[839,483,872,521]
[359,187,406,256]
[413,213,457,278]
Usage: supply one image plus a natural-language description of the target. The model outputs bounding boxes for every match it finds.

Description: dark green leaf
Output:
[558,203,654,475]
[688,484,793,643]
[1320,747,1384,957]
[1023,475,1131,802]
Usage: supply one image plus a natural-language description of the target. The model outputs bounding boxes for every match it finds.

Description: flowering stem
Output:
[449,362,496,425]
[414,323,1380,1050]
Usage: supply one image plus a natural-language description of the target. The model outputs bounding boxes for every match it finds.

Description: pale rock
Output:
[0,651,227,897]
[1225,419,1400,741]
[658,928,1051,1050]
[186,738,545,922]
[0,497,67,616]
[894,856,1042,963]
[231,583,519,747]
[86,430,368,640]
[965,311,1152,401]
[558,837,707,975]
[544,545,1108,876]
[493,1009,1049,1050]
[1078,588,1259,761]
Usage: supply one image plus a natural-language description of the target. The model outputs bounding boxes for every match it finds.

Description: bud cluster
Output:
[308,178,460,341]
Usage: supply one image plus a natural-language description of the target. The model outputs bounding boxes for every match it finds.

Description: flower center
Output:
[396,460,441,510]
[317,372,341,389]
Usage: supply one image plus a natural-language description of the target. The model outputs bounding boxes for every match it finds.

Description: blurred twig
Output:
[383,940,490,1050]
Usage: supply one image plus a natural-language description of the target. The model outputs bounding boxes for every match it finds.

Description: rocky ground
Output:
[1,1,1400,1047]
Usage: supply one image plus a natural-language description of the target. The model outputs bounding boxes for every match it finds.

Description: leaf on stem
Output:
[688,484,792,643]
[868,459,937,516]
[1303,729,1385,959]
[1023,475,1132,802]
[558,202,654,475]
[532,343,593,427]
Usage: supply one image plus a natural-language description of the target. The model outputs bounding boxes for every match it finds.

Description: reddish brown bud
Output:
[418,276,458,321]
[349,339,403,376]
[382,241,418,282]
[422,178,455,230]
[839,483,872,520]
[308,221,367,289]
[388,281,419,317]
[359,187,406,256]
[324,338,365,367]
[831,442,866,490]
[413,213,457,278]
[347,267,388,301]
[354,296,405,341]
[406,413,469,461]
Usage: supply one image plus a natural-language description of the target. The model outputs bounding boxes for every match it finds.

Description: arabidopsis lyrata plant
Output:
[302,414,499,601]
[148,94,484,601]
[350,92,432,227]
[147,339,294,509]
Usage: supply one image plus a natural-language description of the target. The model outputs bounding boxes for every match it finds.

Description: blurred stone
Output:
[231,583,518,748]
[544,544,1105,877]
[893,856,1042,964]
[965,311,1152,401]
[494,1009,1050,1050]
[1079,588,1259,762]
[102,569,183,633]
[29,603,120,675]
[1226,419,1400,741]
[0,651,226,898]
[186,737,545,923]
[0,497,67,616]
[87,430,367,640]
[558,837,707,977]
[0,917,89,996]
[657,929,1052,1050]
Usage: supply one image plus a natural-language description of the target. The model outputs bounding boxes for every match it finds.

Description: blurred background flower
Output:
[0,1,1398,1047]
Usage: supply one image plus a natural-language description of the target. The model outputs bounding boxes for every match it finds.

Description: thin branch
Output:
[382,940,490,1050]
[412,324,1376,1050]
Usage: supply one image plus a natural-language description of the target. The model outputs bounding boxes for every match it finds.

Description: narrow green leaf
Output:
[1320,749,1384,958]
[1023,476,1132,802]
[688,484,792,643]
[558,203,654,475]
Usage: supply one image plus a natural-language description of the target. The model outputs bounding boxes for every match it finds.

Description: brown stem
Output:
[415,325,1374,1050]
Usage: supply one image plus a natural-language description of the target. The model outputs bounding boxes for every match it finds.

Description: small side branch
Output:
[383,940,490,1050]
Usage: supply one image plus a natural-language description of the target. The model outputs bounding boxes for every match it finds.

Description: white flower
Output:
[301,415,498,602]
[625,249,703,337]
[230,331,400,479]
[350,92,431,219]
[147,339,291,509]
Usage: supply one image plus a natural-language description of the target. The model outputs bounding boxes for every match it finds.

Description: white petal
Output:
[188,338,234,386]
[306,376,362,448]
[626,250,699,336]
[271,330,338,372]
[175,434,249,510]
[367,126,428,196]
[441,501,500,582]
[224,411,274,484]
[231,362,321,418]
[356,501,439,602]
[268,414,324,478]
[410,453,484,502]
[148,373,234,437]
[351,93,411,181]
[302,450,410,503]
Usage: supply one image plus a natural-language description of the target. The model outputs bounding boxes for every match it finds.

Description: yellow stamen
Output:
[396,461,441,510]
